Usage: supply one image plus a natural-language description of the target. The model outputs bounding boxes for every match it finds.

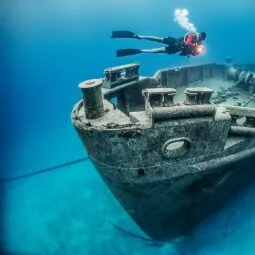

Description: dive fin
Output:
[112,31,136,39]
[116,49,141,57]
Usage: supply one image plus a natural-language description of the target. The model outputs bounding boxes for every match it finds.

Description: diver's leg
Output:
[140,45,180,54]
[116,46,178,57]
[140,47,167,53]
[116,47,167,57]
[136,35,164,43]
[137,35,177,45]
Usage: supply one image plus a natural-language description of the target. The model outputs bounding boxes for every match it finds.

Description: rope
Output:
[0,156,90,183]
[108,220,165,246]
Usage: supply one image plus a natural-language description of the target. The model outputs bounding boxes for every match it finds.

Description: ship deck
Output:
[74,77,254,130]
[174,77,255,108]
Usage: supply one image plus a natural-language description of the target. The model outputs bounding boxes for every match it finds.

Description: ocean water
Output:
[1,0,255,254]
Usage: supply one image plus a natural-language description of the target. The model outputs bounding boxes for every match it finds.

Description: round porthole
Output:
[162,137,191,159]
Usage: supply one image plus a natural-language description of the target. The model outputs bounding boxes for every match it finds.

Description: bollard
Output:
[142,88,176,107]
[163,89,177,107]
[79,79,105,119]
[184,87,214,105]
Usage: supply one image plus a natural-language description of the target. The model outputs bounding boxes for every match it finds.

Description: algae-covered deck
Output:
[174,78,255,108]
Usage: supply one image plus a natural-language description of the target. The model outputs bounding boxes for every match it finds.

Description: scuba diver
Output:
[111,31,207,58]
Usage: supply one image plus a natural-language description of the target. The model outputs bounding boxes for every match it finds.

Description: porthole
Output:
[162,137,191,159]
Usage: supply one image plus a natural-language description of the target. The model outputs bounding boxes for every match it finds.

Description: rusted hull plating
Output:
[90,152,255,241]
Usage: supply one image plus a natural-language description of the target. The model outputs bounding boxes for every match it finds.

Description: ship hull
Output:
[90,152,255,241]
[71,62,255,241]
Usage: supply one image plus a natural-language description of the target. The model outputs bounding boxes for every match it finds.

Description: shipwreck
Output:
[71,58,255,241]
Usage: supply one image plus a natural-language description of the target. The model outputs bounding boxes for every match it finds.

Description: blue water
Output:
[1,0,255,254]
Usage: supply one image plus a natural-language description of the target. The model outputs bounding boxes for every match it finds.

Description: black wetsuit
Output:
[162,37,185,54]
[163,36,198,56]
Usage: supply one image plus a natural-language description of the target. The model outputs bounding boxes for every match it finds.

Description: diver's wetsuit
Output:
[139,33,198,55]
[112,31,202,57]
[162,37,181,54]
